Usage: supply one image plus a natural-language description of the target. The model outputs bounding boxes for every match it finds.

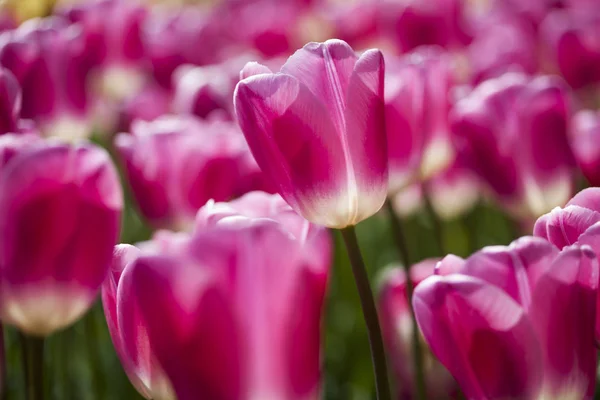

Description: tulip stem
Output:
[23,334,44,400]
[340,226,391,400]
[385,199,427,400]
[422,183,445,255]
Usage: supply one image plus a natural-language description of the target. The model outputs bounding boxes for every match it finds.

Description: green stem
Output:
[23,334,44,400]
[339,226,391,400]
[422,183,445,256]
[85,305,106,400]
[385,199,427,400]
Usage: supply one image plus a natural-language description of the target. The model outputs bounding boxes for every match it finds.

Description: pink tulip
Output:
[115,116,262,230]
[234,39,387,228]
[413,237,599,399]
[0,17,94,139]
[541,7,600,90]
[172,60,244,120]
[0,142,122,336]
[102,244,176,400]
[378,259,457,399]
[116,84,172,133]
[570,110,600,186]
[386,47,455,194]
[451,72,575,218]
[0,68,20,135]
[381,0,473,53]
[468,12,538,84]
[61,0,148,102]
[117,216,329,399]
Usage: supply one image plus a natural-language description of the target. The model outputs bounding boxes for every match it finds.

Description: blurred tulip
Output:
[378,260,457,399]
[0,17,94,139]
[451,72,575,218]
[414,237,598,399]
[116,84,172,133]
[468,12,538,84]
[143,6,225,89]
[570,110,600,186]
[61,0,148,102]
[0,142,122,336]
[382,0,473,53]
[386,47,455,194]
[115,116,261,230]
[540,8,600,90]
[0,68,21,135]
[102,244,176,400]
[235,39,387,228]
[118,218,329,400]
[172,61,240,120]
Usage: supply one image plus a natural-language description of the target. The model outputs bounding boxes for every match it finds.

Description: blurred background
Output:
[0,0,599,398]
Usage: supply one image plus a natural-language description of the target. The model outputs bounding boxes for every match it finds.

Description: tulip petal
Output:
[567,187,600,211]
[280,39,357,134]
[413,274,542,399]
[460,237,559,307]
[235,73,351,227]
[0,68,21,134]
[343,49,387,223]
[533,205,600,249]
[124,254,241,400]
[240,61,273,80]
[530,246,598,398]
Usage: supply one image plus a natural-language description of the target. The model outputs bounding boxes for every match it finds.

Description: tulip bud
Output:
[451,72,575,218]
[413,237,598,399]
[115,116,259,230]
[0,142,122,336]
[378,260,458,399]
[235,39,387,228]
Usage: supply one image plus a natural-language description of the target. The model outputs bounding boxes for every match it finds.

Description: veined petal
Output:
[533,205,600,250]
[240,61,273,80]
[343,49,387,224]
[235,73,352,228]
[530,246,598,398]
[413,274,542,399]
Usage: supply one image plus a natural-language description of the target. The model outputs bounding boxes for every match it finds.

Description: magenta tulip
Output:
[541,8,600,90]
[451,72,575,218]
[0,142,122,336]
[103,244,175,400]
[414,237,598,399]
[234,39,387,228]
[378,259,457,399]
[386,47,455,193]
[467,12,538,84]
[381,0,472,53]
[117,217,329,400]
[116,84,172,133]
[570,110,600,186]
[0,18,93,139]
[115,116,261,230]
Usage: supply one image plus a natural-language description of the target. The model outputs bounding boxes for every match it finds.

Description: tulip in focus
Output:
[570,110,600,186]
[115,116,265,230]
[413,237,599,399]
[534,187,600,339]
[378,259,457,399]
[451,72,575,218]
[0,141,122,336]
[116,199,330,400]
[235,39,387,228]
[386,47,455,194]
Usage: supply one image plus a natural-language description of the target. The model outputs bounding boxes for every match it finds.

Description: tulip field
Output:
[1,0,600,399]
